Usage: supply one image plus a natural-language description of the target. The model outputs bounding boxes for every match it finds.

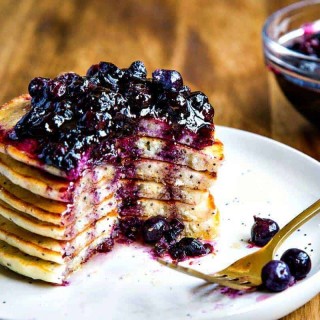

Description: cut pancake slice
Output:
[118,179,210,205]
[137,118,214,147]
[0,174,67,220]
[0,153,218,206]
[3,134,223,180]
[0,231,115,284]
[125,159,217,190]
[0,174,113,226]
[0,190,216,239]
[0,214,117,264]
[120,195,217,222]
[0,198,117,240]
[119,136,223,173]
[0,173,211,229]
[120,204,219,241]
[182,212,219,240]
[0,153,70,202]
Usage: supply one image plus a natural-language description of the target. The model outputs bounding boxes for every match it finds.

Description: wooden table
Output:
[0,0,319,319]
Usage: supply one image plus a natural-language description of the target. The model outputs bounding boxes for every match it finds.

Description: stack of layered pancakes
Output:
[0,62,223,284]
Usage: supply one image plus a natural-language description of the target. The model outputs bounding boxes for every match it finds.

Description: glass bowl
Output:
[262,0,320,127]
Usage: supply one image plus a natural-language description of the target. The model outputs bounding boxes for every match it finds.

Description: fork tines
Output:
[158,259,254,290]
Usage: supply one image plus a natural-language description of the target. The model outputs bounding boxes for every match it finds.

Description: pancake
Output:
[0,214,117,264]
[0,233,114,284]
[0,198,116,240]
[0,152,218,205]
[118,136,223,173]
[120,195,216,222]
[118,179,210,205]
[0,61,224,284]
[0,153,70,202]
[0,190,216,237]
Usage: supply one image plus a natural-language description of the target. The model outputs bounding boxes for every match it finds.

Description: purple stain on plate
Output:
[219,287,247,298]
[255,294,270,302]
[212,303,225,310]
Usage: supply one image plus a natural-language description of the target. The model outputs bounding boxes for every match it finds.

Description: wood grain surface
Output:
[0,0,319,319]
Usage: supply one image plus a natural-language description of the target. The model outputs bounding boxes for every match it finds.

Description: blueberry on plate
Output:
[142,216,170,243]
[251,216,279,247]
[281,248,312,280]
[119,217,142,241]
[261,260,293,292]
[168,237,212,261]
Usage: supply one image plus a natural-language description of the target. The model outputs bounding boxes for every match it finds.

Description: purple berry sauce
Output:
[269,27,320,126]
[7,61,216,180]
[118,215,212,261]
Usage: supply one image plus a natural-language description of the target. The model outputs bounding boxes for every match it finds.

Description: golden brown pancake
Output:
[0,85,223,284]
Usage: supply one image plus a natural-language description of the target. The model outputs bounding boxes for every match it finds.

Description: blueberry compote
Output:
[119,215,213,261]
[9,61,215,179]
[268,27,320,126]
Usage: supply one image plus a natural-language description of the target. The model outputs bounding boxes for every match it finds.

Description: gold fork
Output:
[159,199,320,290]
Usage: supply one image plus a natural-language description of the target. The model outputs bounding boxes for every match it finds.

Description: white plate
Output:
[0,126,319,320]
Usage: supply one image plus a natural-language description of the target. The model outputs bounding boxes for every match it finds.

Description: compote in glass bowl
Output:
[263,1,320,127]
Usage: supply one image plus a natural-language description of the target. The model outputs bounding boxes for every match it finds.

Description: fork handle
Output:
[266,198,320,255]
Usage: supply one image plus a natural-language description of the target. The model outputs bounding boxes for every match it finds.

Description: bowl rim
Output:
[262,0,320,63]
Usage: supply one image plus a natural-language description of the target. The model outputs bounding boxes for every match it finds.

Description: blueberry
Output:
[126,61,147,78]
[39,142,68,169]
[48,79,67,99]
[189,92,214,122]
[154,236,171,257]
[289,32,320,57]
[20,100,73,137]
[15,100,56,137]
[89,61,124,90]
[152,69,183,91]
[281,248,311,280]
[86,63,100,78]
[178,237,212,256]
[157,218,184,246]
[28,77,49,97]
[142,216,170,243]
[168,237,212,260]
[153,91,189,124]
[169,218,185,239]
[78,109,112,135]
[40,129,97,171]
[261,260,293,292]
[125,81,152,111]
[42,100,74,133]
[54,100,74,119]
[57,72,82,85]
[179,85,191,97]
[168,243,186,260]
[251,216,279,247]
[119,217,142,240]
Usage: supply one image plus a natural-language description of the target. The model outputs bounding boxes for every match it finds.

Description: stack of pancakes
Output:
[0,95,223,284]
